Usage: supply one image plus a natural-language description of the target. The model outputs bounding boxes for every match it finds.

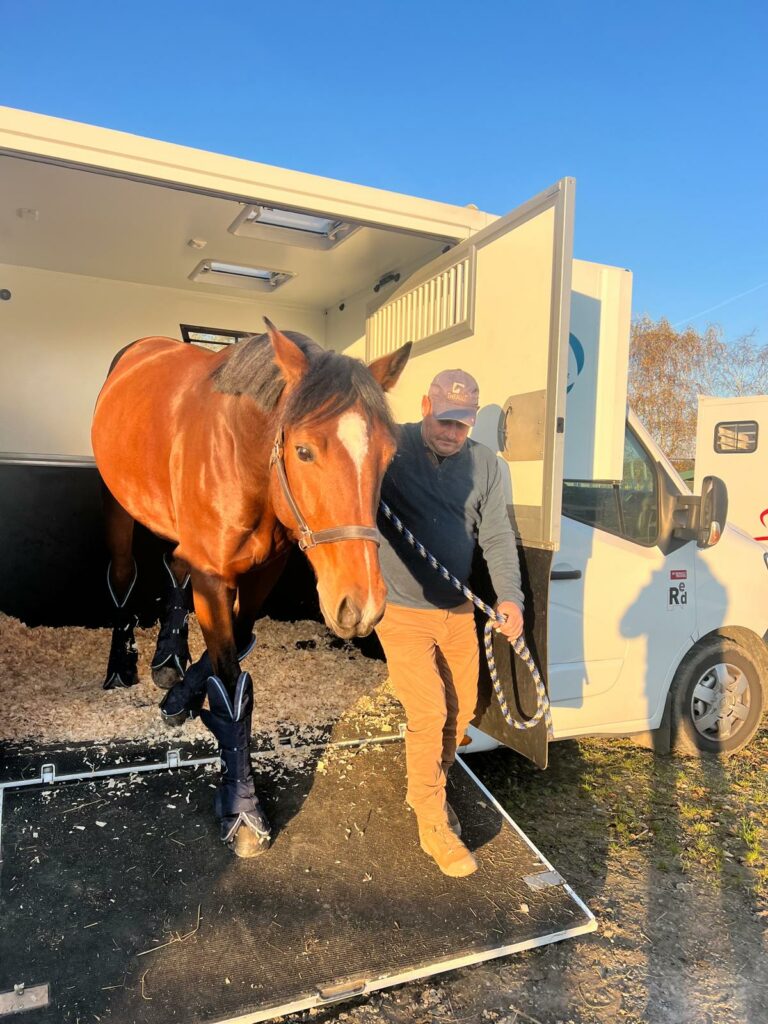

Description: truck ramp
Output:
[0,739,594,1022]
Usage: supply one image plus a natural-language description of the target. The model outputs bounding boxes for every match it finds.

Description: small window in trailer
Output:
[181,324,251,352]
[714,420,758,454]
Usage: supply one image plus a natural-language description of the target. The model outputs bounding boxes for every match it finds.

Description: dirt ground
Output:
[2,615,766,1023]
[275,730,768,1024]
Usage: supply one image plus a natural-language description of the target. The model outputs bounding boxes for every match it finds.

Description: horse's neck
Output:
[226,396,279,505]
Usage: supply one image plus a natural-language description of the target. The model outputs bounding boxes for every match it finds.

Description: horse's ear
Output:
[367,341,412,393]
[264,317,309,388]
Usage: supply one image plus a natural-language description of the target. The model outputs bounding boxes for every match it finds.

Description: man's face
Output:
[420,396,471,457]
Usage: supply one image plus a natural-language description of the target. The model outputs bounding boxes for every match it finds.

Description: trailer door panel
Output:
[366,180,575,765]
[367,178,575,552]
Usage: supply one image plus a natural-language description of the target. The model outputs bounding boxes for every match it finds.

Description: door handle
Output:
[550,568,582,580]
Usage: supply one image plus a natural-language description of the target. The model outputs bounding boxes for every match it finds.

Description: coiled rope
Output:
[380,501,553,738]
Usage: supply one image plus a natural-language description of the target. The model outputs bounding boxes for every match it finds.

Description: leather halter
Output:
[269,427,381,552]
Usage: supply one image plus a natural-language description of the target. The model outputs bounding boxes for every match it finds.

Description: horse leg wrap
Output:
[103,561,139,690]
[151,556,192,688]
[200,672,271,853]
[159,651,211,723]
[159,633,256,725]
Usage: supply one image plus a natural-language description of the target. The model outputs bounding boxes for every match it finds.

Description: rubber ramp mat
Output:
[0,743,594,1022]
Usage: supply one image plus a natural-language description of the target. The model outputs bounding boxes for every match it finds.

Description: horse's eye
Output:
[295,446,314,463]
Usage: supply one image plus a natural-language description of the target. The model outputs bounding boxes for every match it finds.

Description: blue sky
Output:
[1,1,765,344]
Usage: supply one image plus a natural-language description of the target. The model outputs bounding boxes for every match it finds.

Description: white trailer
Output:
[1,105,767,1021]
[694,394,768,544]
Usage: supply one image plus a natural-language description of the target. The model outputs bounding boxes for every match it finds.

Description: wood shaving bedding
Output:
[0,613,395,745]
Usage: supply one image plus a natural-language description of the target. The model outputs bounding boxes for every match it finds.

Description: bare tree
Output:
[700,330,768,397]
[628,317,768,463]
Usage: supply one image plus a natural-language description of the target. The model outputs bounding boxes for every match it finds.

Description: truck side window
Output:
[618,429,658,544]
[563,423,658,545]
[561,480,621,532]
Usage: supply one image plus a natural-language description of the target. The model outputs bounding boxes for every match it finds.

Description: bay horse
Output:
[91,321,411,856]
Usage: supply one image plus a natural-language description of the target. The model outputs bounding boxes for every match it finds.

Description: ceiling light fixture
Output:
[228,204,359,251]
[189,259,294,292]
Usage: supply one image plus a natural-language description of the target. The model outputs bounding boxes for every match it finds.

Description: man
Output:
[376,369,524,878]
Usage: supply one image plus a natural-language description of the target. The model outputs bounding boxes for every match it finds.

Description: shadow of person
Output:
[620,549,767,1022]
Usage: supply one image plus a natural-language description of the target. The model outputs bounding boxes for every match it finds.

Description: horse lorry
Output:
[694,394,768,546]
[0,106,767,1022]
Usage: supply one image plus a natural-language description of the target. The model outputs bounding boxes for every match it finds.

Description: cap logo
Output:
[427,368,480,425]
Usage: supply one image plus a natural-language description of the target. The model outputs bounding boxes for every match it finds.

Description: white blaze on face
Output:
[337,411,377,621]
[337,411,369,501]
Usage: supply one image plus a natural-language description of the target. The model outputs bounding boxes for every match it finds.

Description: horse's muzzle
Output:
[324,596,385,639]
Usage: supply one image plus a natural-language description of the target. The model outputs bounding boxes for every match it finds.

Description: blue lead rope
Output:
[379,501,553,738]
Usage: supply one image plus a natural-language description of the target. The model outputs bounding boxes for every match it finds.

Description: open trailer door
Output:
[366,180,575,768]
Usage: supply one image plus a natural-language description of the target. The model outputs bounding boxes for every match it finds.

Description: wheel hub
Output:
[690,662,751,742]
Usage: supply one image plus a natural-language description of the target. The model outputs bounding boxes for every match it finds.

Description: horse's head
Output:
[266,321,410,638]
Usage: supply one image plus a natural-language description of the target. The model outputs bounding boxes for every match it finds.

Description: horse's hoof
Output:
[228,827,271,858]
[152,665,183,690]
[103,670,139,690]
[159,706,188,728]
[158,690,189,727]
[223,814,272,858]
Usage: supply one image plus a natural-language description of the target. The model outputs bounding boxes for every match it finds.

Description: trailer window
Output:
[181,324,251,352]
[714,420,758,453]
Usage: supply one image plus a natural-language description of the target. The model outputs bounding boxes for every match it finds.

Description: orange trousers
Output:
[375,600,479,826]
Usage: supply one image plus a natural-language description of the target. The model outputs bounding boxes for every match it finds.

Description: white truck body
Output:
[694,394,768,545]
[1,106,766,760]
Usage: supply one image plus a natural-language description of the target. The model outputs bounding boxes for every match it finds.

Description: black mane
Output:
[210,331,394,431]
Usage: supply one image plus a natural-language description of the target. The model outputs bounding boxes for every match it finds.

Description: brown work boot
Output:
[418,819,478,877]
[446,801,461,837]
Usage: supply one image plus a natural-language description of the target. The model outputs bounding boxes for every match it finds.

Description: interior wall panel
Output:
[0,263,325,457]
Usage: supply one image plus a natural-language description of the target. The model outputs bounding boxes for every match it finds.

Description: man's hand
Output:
[494,600,524,641]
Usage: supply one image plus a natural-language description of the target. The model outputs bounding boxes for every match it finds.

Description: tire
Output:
[670,636,765,757]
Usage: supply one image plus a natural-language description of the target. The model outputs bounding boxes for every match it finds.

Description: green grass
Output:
[471,724,768,905]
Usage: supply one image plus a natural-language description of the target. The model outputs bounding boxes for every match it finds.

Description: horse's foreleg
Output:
[158,557,286,725]
[232,552,290,655]
[151,553,192,689]
[187,571,271,857]
[102,484,139,689]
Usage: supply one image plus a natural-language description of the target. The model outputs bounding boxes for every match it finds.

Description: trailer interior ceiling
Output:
[1,154,450,308]
[0,152,453,458]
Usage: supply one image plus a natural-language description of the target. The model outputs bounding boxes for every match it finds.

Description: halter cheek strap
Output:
[270,428,381,552]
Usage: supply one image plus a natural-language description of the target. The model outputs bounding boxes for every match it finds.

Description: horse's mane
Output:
[210,331,395,431]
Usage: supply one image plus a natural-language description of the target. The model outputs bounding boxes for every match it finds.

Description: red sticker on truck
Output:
[670,570,687,580]
[755,508,768,543]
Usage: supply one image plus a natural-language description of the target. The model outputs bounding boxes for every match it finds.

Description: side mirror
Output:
[698,475,728,548]
[671,474,728,548]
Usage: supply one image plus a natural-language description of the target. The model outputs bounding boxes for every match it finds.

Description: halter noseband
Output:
[269,428,381,552]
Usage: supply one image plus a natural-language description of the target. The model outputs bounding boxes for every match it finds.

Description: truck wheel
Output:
[670,637,765,757]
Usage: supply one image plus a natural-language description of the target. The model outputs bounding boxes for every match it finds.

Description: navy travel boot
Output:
[200,671,271,857]
[159,633,255,726]
[103,560,139,689]
[151,555,191,690]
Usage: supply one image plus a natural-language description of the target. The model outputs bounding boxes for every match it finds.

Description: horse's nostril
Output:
[337,597,361,631]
